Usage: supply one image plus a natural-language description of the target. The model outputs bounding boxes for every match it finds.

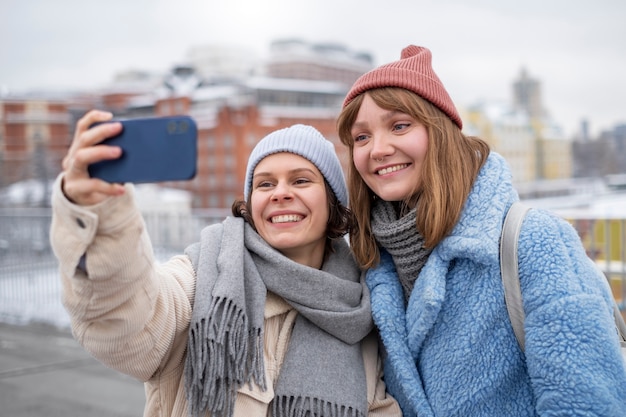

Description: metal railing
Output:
[1,209,625,327]
[568,217,626,319]
[0,208,228,328]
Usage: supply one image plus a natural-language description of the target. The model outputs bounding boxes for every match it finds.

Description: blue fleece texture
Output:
[367,152,626,417]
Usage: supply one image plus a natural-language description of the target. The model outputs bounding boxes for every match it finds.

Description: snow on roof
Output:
[258,105,339,121]
[245,76,347,94]
[191,84,240,101]
[529,191,626,219]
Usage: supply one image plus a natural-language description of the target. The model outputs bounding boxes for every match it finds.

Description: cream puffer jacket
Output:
[50,176,401,417]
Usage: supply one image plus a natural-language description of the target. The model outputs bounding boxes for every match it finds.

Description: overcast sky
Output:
[2,0,625,137]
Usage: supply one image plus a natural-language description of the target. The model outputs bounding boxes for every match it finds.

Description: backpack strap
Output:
[615,305,626,348]
[500,201,531,351]
[501,202,626,356]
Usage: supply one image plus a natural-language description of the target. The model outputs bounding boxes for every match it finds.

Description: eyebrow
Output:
[253,167,319,179]
[351,109,402,130]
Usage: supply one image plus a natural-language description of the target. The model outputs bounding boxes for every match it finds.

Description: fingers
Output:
[62,176,126,206]
[61,110,126,205]
[64,110,122,171]
[67,145,122,175]
[75,109,114,134]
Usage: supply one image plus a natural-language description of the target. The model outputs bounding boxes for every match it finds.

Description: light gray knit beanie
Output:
[244,124,348,207]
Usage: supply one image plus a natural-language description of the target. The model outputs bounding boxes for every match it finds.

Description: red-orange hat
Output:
[343,45,462,129]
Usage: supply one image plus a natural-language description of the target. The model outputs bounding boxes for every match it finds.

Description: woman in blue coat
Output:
[336,44,626,416]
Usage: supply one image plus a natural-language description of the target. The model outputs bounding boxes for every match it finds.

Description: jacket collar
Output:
[435,152,517,267]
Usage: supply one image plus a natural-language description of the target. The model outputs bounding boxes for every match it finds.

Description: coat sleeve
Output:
[50,174,195,381]
[518,209,626,415]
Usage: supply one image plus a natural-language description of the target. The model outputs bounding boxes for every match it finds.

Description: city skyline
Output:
[2,0,625,137]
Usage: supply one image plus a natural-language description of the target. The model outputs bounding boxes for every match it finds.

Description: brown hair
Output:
[337,87,490,268]
[232,180,353,260]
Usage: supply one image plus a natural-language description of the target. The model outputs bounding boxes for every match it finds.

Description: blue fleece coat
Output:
[367,153,626,416]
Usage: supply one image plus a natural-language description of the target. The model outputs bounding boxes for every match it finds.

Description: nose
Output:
[271,182,293,202]
[370,134,393,162]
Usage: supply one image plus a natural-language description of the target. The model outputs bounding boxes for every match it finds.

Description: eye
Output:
[353,133,369,143]
[392,122,411,132]
[293,177,312,185]
[255,180,274,189]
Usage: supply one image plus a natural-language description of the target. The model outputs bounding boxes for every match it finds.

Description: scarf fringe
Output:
[185,296,265,417]
[271,395,365,417]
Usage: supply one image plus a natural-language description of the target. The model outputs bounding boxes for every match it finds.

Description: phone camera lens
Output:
[167,121,177,134]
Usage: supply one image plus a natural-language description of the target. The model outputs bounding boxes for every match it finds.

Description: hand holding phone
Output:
[88,115,198,183]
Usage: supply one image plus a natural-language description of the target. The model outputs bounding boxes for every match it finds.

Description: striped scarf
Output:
[371,200,432,302]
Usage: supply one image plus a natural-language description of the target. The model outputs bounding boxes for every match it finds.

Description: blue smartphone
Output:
[88,115,197,183]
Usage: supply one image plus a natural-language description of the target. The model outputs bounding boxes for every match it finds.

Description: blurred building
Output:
[98,70,164,113]
[512,67,546,120]
[599,124,626,173]
[186,43,258,83]
[571,121,626,178]
[534,121,571,180]
[0,39,372,210]
[462,67,572,195]
[512,68,571,181]
[462,101,537,183]
[0,96,72,197]
[11,44,613,209]
[139,59,358,208]
[262,38,373,85]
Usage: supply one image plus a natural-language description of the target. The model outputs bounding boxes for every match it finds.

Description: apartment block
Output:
[0,97,72,190]
[87,40,370,209]
[462,67,572,188]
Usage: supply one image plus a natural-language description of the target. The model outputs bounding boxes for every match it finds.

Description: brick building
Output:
[0,96,72,191]
[1,39,372,209]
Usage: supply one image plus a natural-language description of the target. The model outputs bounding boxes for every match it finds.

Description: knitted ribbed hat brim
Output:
[343,45,462,129]
[244,124,348,207]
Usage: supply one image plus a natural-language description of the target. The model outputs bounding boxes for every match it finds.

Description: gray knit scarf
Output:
[371,200,432,303]
[184,216,372,417]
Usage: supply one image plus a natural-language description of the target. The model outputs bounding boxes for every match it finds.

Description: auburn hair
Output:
[337,87,490,268]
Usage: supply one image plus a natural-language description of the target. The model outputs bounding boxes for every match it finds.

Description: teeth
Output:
[271,214,302,223]
[378,164,408,175]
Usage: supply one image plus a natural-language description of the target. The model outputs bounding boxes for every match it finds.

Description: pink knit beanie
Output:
[343,45,462,129]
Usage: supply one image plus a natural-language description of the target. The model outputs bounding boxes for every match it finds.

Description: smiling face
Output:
[250,152,329,268]
[350,93,429,204]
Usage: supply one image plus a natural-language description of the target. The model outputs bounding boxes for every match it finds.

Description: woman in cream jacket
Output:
[50,111,401,417]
